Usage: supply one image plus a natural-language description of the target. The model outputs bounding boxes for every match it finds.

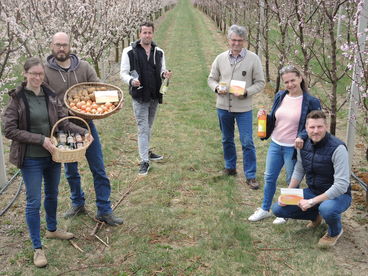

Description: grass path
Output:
[1,0,367,275]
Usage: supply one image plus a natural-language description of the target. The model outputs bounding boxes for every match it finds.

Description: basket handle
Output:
[50,116,92,145]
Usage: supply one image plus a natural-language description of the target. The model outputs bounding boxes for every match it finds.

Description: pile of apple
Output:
[66,86,119,115]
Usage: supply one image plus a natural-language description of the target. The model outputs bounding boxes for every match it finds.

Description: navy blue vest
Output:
[301,133,351,196]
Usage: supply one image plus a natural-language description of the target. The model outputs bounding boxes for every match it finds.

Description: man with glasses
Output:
[43,32,123,226]
[208,25,265,189]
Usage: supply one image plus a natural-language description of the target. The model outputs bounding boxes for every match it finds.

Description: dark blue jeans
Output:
[217,109,257,179]
[272,188,352,237]
[21,157,61,249]
[64,120,112,216]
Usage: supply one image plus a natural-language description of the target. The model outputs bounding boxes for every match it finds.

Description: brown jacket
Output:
[2,82,87,168]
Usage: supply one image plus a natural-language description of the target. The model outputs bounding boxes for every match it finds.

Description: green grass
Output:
[0,0,366,275]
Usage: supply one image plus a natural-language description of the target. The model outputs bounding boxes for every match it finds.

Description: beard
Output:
[52,49,70,62]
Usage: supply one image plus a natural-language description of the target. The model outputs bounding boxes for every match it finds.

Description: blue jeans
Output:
[272,188,352,237]
[64,120,112,216]
[21,157,61,249]
[262,141,296,211]
[217,109,256,179]
[132,99,159,162]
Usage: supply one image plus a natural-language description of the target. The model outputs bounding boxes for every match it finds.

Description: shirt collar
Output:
[229,48,247,59]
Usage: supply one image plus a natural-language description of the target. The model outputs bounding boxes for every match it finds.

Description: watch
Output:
[308,199,315,206]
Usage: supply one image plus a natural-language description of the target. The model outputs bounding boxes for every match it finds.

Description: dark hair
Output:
[24,57,43,72]
[279,65,307,92]
[140,21,154,33]
[306,110,327,121]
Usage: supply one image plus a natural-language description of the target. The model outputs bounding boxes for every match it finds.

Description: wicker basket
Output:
[50,116,91,163]
[64,82,124,120]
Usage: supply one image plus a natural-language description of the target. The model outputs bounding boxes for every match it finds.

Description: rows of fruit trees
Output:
[0,0,176,183]
[193,0,367,150]
[0,0,367,171]
[0,0,176,97]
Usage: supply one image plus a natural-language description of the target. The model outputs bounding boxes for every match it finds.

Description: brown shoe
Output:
[224,168,237,176]
[306,214,322,229]
[318,229,344,248]
[45,229,74,240]
[246,178,259,190]
[34,248,47,268]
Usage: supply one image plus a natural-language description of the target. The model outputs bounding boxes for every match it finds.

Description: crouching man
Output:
[272,110,351,248]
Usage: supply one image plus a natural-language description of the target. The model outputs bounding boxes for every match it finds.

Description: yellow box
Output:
[229,80,246,95]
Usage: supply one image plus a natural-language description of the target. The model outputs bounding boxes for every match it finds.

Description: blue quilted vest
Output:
[301,133,351,196]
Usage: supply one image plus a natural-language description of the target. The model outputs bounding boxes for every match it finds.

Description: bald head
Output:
[51,32,71,62]
[52,32,70,44]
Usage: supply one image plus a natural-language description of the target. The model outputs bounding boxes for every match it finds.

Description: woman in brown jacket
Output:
[2,57,90,268]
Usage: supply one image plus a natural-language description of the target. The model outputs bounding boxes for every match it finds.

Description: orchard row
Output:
[193,0,367,138]
[0,0,176,94]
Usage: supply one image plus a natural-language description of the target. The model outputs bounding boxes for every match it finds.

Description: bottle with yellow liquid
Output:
[257,107,267,138]
[160,70,171,95]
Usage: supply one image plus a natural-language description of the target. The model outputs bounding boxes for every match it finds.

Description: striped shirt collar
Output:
[228,48,247,65]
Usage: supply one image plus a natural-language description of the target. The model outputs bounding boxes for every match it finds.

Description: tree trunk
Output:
[0,127,7,187]
[115,43,119,63]
[265,29,270,82]
[328,10,338,135]
[94,60,100,78]
[264,1,270,82]
[330,82,337,135]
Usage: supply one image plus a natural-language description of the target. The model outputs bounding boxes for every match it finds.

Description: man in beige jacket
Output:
[208,24,265,189]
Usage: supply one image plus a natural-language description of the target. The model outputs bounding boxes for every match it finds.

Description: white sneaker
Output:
[273,217,288,224]
[248,208,272,221]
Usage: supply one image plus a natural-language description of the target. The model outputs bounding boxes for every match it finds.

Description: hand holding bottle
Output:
[43,137,57,154]
[257,107,267,138]
[163,70,172,79]
[160,70,172,95]
[257,109,267,117]
[217,82,228,95]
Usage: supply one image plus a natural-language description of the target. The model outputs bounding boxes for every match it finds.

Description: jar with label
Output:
[66,131,76,150]
[75,133,85,149]
[57,131,67,147]
[218,81,228,93]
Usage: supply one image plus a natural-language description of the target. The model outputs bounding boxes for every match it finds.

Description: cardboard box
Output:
[229,80,246,95]
[95,90,119,103]
[279,188,304,205]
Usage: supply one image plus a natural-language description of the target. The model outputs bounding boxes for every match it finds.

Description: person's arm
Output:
[299,145,350,211]
[160,49,172,79]
[161,51,172,80]
[3,98,45,145]
[324,145,350,198]
[244,55,265,97]
[278,149,304,206]
[208,56,221,93]
[120,47,133,85]
[289,149,305,187]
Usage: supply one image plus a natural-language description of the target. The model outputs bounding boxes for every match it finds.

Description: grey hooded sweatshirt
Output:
[44,54,99,105]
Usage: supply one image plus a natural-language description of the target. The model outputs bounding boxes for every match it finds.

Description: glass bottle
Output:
[257,107,267,138]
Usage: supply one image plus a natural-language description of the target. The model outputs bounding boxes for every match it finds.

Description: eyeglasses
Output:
[279,65,299,75]
[230,39,244,43]
[27,72,44,77]
[53,43,69,49]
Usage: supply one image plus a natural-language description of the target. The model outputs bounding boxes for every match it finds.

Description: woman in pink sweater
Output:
[248,65,321,224]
